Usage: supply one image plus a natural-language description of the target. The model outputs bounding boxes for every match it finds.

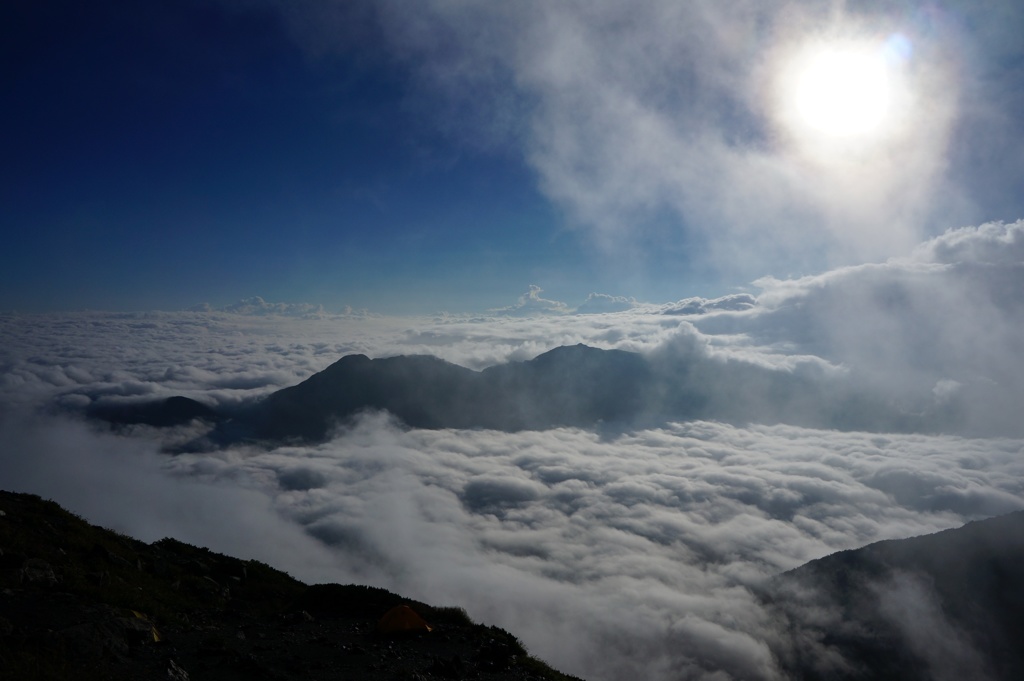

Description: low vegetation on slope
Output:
[0,490,582,681]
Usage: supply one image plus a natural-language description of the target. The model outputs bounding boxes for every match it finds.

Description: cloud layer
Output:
[2,222,1023,679]
[2,406,1022,680]
[4,222,1023,438]
[250,0,1024,283]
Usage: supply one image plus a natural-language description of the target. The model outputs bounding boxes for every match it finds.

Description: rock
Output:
[20,558,57,586]
[167,658,190,681]
[428,653,466,678]
[56,619,130,660]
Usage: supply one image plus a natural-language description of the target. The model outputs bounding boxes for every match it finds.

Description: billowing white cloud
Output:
[913,218,1024,266]
[245,0,1024,283]
[693,220,1024,435]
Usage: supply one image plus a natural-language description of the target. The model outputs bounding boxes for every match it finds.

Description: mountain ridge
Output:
[763,510,1024,680]
[84,343,947,446]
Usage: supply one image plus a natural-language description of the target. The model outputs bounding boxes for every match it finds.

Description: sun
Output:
[793,46,891,137]
[776,35,910,149]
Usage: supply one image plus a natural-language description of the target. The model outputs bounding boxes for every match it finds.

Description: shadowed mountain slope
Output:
[763,511,1024,680]
[245,344,655,440]
[0,490,582,681]
[86,396,219,429]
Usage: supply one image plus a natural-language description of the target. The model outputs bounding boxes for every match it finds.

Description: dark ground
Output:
[0,490,583,681]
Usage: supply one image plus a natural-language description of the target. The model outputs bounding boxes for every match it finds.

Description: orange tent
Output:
[376,604,432,634]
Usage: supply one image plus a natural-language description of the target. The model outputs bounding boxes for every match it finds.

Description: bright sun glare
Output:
[794,47,891,137]
[778,35,911,148]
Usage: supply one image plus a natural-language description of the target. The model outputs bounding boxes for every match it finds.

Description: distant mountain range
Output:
[86,344,931,446]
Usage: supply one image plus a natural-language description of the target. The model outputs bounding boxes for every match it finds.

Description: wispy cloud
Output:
[190,296,328,318]
[253,0,1021,281]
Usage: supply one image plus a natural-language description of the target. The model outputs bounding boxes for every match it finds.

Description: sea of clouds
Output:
[2,222,1023,680]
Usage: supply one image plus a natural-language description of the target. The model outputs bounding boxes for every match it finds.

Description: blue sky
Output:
[4,0,1023,313]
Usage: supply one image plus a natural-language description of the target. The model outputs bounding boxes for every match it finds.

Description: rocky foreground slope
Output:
[0,490,582,681]
[5,487,1024,680]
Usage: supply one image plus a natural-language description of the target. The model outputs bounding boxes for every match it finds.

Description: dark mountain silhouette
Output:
[243,344,654,440]
[85,345,662,443]
[0,490,582,681]
[84,343,935,446]
[86,396,218,429]
[763,511,1024,680]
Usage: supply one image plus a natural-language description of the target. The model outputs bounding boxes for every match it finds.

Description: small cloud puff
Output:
[659,293,757,316]
[490,285,570,317]
[575,293,639,314]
